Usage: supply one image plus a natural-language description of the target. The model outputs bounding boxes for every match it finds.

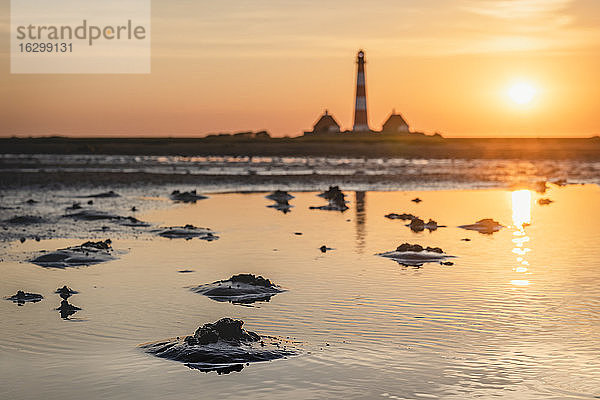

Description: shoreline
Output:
[1,137,599,160]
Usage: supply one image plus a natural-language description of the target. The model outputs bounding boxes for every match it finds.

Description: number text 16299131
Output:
[18,43,73,53]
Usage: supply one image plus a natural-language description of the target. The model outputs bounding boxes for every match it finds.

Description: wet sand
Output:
[2,153,600,193]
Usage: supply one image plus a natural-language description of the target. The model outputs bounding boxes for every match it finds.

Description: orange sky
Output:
[1,0,599,137]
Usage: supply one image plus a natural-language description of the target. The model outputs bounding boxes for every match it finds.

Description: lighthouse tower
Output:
[352,50,370,132]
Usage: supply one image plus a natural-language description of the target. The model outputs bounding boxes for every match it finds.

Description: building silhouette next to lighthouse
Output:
[311,110,340,135]
[305,50,430,137]
[353,50,369,132]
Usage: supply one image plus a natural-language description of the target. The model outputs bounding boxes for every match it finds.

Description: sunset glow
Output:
[2,0,600,137]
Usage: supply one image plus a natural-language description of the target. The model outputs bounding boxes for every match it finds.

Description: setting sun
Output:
[508,82,537,105]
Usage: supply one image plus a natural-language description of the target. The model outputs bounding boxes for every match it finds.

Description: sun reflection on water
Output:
[512,190,531,229]
[511,190,533,286]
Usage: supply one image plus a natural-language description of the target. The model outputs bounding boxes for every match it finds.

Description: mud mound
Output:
[141,318,297,374]
[55,285,78,300]
[318,186,342,200]
[30,239,117,268]
[63,210,149,227]
[191,274,283,304]
[311,188,348,211]
[4,215,45,224]
[408,218,442,232]
[5,290,43,305]
[458,218,504,234]
[170,190,208,203]
[265,190,294,202]
[82,191,120,198]
[377,243,455,266]
[157,225,218,240]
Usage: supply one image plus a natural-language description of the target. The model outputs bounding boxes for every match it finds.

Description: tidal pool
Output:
[1,185,599,399]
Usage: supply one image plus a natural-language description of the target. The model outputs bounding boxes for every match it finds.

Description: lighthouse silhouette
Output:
[352,50,370,132]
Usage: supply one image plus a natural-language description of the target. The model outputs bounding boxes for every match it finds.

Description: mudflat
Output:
[2,137,599,160]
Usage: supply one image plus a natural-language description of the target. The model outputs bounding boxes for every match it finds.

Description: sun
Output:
[508,82,537,105]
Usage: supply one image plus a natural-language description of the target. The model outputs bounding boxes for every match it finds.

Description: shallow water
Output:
[2,154,600,190]
[1,185,599,399]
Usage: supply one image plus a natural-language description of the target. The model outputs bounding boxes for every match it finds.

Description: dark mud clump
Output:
[30,239,117,268]
[4,215,45,225]
[318,185,342,200]
[458,218,504,234]
[412,197,422,203]
[377,243,454,266]
[538,198,553,205]
[63,210,149,227]
[384,213,416,221]
[408,218,444,232]
[66,202,82,211]
[55,285,78,300]
[25,199,38,205]
[190,318,260,344]
[191,274,284,304]
[319,245,334,253]
[140,318,297,374]
[113,216,149,227]
[54,286,81,319]
[230,274,274,287]
[158,225,218,241]
[395,243,444,253]
[83,190,120,198]
[265,190,294,202]
[385,214,443,232]
[311,187,348,211]
[170,190,208,203]
[63,210,112,221]
[5,290,43,305]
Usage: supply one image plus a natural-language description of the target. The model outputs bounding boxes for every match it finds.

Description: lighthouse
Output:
[352,50,370,132]
[304,49,416,137]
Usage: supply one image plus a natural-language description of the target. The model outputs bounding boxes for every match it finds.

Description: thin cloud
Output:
[455,0,600,54]
[461,0,573,19]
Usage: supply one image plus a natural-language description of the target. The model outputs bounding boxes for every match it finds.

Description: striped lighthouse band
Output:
[353,49,369,132]
[357,73,365,86]
[355,96,367,111]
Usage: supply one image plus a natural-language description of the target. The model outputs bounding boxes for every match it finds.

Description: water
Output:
[2,154,600,191]
[1,184,599,399]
